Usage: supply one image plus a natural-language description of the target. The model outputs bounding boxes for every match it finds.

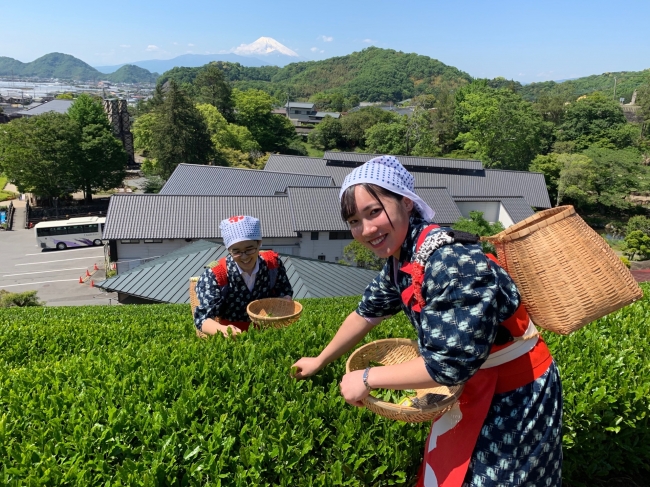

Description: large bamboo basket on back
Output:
[482,206,643,335]
[346,339,463,423]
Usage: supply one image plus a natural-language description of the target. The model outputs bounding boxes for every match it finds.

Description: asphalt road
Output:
[0,220,118,306]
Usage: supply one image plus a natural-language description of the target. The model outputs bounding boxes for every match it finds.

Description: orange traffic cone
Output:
[94,263,99,271]
[90,280,94,288]
[86,269,91,277]
[79,276,83,283]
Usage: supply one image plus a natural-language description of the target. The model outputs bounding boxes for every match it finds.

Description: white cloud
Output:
[310,47,318,52]
[362,39,375,44]
[145,45,160,51]
[188,43,194,47]
[320,50,325,53]
[119,44,131,48]
[319,35,333,42]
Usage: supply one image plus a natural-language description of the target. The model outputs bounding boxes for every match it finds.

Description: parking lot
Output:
[0,219,117,306]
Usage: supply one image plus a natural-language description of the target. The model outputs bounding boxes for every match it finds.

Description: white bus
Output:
[34,216,106,250]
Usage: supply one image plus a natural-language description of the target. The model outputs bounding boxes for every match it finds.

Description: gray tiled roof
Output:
[97,240,378,302]
[454,196,535,224]
[159,164,335,196]
[265,155,551,209]
[103,194,296,239]
[323,151,483,171]
[315,112,341,119]
[286,186,463,231]
[16,99,73,116]
[285,102,314,109]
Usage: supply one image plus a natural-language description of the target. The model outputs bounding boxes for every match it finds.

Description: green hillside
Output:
[105,64,159,84]
[0,53,157,83]
[159,47,473,102]
[518,69,650,103]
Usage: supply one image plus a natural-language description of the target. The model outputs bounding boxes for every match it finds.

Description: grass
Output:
[0,174,17,202]
[303,142,325,158]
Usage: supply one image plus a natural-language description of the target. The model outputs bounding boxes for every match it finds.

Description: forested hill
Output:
[516,69,650,103]
[106,64,159,84]
[158,47,474,102]
[0,53,158,84]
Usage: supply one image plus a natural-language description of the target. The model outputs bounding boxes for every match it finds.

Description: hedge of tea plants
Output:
[0,286,649,486]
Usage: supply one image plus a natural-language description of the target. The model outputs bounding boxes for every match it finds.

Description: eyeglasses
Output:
[229,247,259,257]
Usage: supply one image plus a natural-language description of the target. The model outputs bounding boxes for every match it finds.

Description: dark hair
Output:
[340,183,404,229]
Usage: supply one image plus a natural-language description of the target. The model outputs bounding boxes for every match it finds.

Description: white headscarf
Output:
[338,155,435,221]
[219,215,262,249]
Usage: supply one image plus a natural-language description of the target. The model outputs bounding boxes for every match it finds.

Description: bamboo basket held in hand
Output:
[482,205,643,335]
[346,339,463,423]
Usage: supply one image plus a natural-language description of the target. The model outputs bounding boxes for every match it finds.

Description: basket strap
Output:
[482,320,539,368]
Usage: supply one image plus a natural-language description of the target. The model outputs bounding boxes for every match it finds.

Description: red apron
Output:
[400,226,553,487]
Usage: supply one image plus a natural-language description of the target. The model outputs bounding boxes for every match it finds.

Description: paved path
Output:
[630,269,650,283]
[0,222,117,306]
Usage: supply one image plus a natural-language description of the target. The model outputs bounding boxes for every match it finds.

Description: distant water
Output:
[0,81,101,98]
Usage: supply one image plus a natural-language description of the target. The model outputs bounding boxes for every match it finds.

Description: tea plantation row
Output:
[0,285,649,486]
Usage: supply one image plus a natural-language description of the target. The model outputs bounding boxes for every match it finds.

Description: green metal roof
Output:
[98,240,379,303]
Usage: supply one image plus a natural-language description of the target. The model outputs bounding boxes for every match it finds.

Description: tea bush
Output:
[0,286,648,486]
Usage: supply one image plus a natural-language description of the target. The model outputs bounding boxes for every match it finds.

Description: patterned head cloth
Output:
[219,215,263,249]
[339,155,435,221]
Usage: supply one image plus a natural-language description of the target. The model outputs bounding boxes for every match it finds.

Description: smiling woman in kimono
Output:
[193,215,293,337]
[292,156,562,486]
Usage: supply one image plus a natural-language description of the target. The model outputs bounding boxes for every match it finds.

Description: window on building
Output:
[294,110,301,114]
[317,254,326,261]
[120,239,140,244]
[329,231,353,240]
[311,232,319,240]
[144,239,163,243]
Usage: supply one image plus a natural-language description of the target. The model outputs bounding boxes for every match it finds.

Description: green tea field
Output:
[1,287,649,486]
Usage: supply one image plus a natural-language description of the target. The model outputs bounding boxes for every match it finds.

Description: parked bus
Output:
[34,216,106,250]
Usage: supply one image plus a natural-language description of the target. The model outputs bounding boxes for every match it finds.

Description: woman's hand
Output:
[339,369,371,407]
[221,325,242,338]
[291,357,323,379]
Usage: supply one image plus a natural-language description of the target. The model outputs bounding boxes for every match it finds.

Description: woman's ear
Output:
[403,197,414,212]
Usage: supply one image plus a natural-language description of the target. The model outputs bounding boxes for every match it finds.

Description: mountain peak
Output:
[233,37,298,57]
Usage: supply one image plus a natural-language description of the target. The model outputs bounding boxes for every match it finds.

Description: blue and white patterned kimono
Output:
[356,215,563,487]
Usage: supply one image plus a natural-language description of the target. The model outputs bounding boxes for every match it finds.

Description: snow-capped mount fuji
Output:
[232,37,300,65]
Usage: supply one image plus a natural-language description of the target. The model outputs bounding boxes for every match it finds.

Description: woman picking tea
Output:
[194,215,293,337]
[292,156,562,486]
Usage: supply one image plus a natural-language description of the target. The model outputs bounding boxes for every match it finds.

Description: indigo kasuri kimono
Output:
[194,251,293,332]
[356,215,562,487]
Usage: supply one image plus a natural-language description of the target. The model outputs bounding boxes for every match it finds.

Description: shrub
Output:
[0,288,648,485]
[0,289,43,308]
[620,256,631,268]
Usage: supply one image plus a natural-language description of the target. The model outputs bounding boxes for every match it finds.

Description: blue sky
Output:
[1,0,648,82]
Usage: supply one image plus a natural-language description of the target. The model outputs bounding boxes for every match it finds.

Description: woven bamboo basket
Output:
[482,205,643,335]
[346,339,463,423]
[247,298,303,329]
[189,277,209,338]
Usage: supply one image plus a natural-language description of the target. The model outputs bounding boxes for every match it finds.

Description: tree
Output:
[233,89,296,152]
[452,211,504,253]
[194,63,235,121]
[455,83,546,170]
[55,93,74,100]
[556,153,596,210]
[340,107,399,148]
[150,80,213,179]
[365,120,408,155]
[557,93,629,150]
[341,240,385,270]
[622,230,650,260]
[530,153,566,206]
[626,215,650,236]
[132,112,158,155]
[196,103,260,154]
[68,94,126,203]
[307,116,344,150]
[0,113,78,200]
